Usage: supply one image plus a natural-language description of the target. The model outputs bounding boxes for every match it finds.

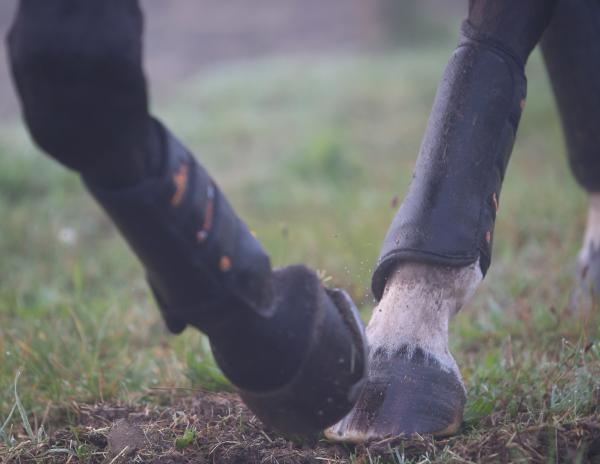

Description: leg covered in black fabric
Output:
[329,0,557,442]
[7,0,366,434]
[372,12,550,299]
[541,0,600,312]
[542,0,600,193]
[7,0,158,188]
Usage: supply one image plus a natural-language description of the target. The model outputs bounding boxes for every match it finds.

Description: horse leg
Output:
[327,0,558,442]
[541,0,600,313]
[7,0,367,434]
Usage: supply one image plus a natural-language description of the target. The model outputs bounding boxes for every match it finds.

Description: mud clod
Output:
[108,419,147,455]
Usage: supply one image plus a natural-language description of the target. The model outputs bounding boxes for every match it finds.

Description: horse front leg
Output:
[327,0,558,442]
[7,0,367,434]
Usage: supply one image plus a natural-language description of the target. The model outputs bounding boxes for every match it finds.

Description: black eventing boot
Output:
[84,121,367,434]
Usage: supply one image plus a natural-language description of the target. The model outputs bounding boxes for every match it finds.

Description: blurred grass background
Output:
[0,0,598,456]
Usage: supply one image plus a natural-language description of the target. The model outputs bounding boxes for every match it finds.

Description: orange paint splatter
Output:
[219,256,232,272]
[171,164,189,207]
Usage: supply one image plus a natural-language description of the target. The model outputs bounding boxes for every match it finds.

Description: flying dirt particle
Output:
[171,163,189,207]
[58,227,78,246]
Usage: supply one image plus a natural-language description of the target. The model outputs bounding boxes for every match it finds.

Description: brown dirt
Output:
[2,392,599,463]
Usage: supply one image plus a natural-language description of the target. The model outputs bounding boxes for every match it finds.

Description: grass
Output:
[0,47,599,462]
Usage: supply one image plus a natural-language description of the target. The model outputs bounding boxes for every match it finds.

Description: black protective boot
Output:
[84,122,367,434]
[372,22,527,299]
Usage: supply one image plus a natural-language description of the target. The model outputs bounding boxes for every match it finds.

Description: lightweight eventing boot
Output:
[84,121,367,434]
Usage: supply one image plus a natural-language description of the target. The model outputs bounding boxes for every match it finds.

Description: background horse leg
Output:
[541,0,600,313]
[328,0,558,442]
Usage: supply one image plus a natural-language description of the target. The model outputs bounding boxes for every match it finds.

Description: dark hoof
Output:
[325,346,465,443]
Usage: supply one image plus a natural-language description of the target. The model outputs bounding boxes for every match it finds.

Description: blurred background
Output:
[1,0,590,429]
[0,0,463,120]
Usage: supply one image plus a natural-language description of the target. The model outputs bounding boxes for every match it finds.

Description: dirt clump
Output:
[107,419,147,456]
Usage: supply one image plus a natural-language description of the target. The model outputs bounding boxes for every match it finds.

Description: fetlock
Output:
[327,262,480,442]
[367,262,481,377]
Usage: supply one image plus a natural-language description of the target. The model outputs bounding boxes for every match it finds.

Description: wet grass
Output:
[0,48,599,462]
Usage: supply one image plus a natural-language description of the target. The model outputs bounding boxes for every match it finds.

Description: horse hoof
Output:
[325,346,465,443]
[569,249,600,313]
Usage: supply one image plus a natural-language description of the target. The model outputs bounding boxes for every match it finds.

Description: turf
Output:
[0,48,599,463]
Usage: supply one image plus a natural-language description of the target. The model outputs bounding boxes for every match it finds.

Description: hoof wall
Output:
[325,346,465,443]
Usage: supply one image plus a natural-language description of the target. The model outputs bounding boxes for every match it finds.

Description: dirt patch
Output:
[107,419,147,455]
[1,392,599,463]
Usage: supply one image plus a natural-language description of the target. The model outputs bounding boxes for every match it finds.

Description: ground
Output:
[1,49,599,463]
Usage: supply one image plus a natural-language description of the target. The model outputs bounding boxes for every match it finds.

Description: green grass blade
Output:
[0,402,17,445]
[13,370,35,443]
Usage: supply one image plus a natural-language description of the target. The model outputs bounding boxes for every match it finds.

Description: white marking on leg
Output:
[366,260,482,378]
[579,193,600,264]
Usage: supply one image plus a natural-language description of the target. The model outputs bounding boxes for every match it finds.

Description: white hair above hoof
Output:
[571,194,600,314]
[326,261,482,443]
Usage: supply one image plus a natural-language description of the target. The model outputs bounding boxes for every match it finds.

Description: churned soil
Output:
[2,391,599,463]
